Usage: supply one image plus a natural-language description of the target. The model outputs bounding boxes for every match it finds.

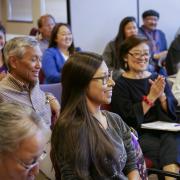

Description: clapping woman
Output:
[111,35,180,178]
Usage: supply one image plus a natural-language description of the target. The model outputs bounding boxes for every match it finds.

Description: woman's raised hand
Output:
[148,75,165,102]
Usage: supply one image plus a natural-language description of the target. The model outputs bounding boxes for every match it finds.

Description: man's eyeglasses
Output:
[128,52,150,59]
[92,70,113,85]
[15,150,47,170]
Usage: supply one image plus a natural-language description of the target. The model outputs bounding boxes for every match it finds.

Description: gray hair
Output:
[3,36,39,70]
[0,102,47,154]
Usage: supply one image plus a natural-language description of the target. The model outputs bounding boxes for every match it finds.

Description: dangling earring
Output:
[125,62,128,70]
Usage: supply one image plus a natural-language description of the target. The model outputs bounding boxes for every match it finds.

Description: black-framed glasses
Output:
[128,52,150,59]
[14,150,47,170]
[92,70,113,85]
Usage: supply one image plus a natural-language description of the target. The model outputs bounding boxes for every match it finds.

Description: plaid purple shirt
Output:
[0,73,52,126]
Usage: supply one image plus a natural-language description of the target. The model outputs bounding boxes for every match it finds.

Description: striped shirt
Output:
[0,73,51,126]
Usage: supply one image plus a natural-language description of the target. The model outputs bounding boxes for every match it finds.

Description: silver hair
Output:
[0,102,47,154]
[3,36,39,70]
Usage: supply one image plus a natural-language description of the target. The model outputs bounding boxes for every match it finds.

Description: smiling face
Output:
[10,46,42,85]
[86,61,115,109]
[125,42,150,73]
[143,16,158,31]
[124,21,138,38]
[56,25,73,50]
[0,130,46,180]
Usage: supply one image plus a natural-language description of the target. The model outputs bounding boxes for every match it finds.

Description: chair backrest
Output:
[40,83,62,104]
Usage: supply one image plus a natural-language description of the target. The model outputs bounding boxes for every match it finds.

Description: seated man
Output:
[139,9,167,75]
[0,36,60,127]
[37,14,56,84]
[37,14,56,54]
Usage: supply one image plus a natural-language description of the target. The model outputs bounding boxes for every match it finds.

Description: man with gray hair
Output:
[0,36,60,127]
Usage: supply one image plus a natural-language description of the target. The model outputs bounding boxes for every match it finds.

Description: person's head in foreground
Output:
[0,103,47,180]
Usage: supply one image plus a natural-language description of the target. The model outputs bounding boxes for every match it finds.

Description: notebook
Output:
[141,121,180,132]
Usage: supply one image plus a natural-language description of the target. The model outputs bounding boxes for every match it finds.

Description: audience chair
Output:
[40,83,62,104]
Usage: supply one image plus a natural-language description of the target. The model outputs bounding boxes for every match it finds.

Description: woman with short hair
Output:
[111,35,180,178]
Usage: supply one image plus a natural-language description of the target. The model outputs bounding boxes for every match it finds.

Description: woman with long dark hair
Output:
[103,16,138,80]
[51,52,140,179]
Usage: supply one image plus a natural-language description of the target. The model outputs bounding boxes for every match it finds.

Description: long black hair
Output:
[51,52,119,179]
[114,16,136,69]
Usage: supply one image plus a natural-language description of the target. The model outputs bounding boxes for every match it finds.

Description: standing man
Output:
[37,14,56,54]
[0,36,60,127]
[139,9,167,75]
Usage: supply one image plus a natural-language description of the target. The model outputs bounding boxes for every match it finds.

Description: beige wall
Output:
[1,0,45,35]
[0,0,2,21]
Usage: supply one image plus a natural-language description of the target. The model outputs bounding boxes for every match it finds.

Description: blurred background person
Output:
[36,14,56,84]
[103,16,138,80]
[139,9,168,76]
[42,23,76,84]
[0,24,7,80]
[0,102,48,180]
[111,35,180,178]
[172,70,180,105]
[37,14,56,54]
[51,52,140,180]
[165,34,180,76]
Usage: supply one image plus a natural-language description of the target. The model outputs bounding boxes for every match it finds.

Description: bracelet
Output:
[142,96,154,107]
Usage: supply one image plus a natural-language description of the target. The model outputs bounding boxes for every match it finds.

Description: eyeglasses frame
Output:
[92,70,113,85]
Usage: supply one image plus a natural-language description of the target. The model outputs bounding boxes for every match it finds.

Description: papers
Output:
[141,121,180,132]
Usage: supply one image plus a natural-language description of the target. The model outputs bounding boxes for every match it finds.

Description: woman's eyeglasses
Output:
[14,150,47,170]
[92,70,113,85]
[128,52,150,59]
